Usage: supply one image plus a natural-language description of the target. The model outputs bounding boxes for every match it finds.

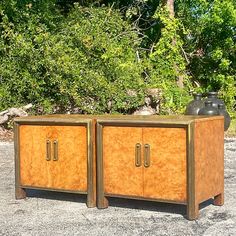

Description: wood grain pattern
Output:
[19,125,87,191]
[103,127,143,196]
[194,118,224,204]
[143,128,187,201]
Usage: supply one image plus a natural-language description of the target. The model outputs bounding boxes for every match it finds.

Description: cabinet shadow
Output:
[24,190,213,217]
[106,197,213,216]
[25,189,87,204]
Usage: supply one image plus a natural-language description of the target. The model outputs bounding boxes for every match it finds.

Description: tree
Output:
[176,0,236,114]
[0,2,146,114]
[0,0,235,116]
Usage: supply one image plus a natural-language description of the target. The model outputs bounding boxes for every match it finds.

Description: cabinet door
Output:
[103,126,143,197]
[19,125,87,192]
[142,127,187,202]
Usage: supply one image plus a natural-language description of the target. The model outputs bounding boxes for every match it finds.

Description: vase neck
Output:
[218,104,224,110]
[194,94,202,100]
[207,92,218,98]
[205,101,213,107]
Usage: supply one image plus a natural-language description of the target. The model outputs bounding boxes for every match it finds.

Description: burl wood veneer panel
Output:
[194,118,224,203]
[143,127,187,202]
[19,125,87,191]
[103,127,143,197]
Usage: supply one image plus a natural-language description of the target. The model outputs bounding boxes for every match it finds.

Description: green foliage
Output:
[0,0,235,116]
[176,0,236,116]
[147,6,192,113]
[0,3,146,114]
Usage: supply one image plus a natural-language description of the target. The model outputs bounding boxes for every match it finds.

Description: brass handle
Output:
[135,143,142,167]
[144,144,150,168]
[53,140,58,161]
[46,140,51,161]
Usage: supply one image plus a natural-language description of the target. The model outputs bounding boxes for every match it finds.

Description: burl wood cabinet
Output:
[96,116,224,220]
[15,115,224,220]
[14,115,96,207]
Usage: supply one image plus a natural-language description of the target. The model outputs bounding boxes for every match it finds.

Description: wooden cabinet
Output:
[96,116,224,220]
[15,115,224,220]
[14,116,96,207]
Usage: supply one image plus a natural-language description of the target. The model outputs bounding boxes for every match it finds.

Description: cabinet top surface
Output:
[14,114,223,125]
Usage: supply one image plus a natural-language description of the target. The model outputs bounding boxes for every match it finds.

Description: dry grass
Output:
[0,127,13,142]
[225,118,236,137]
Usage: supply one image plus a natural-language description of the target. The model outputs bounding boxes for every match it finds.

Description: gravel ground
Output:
[0,139,235,236]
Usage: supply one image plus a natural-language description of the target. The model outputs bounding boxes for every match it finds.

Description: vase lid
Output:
[207,91,218,97]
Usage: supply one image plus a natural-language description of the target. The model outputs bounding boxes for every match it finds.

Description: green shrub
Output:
[0,4,146,114]
[1,1,235,116]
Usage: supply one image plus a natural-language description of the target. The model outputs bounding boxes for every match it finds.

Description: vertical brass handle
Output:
[46,140,51,161]
[135,143,142,167]
[53,140,58,161]
[144,144,150,168]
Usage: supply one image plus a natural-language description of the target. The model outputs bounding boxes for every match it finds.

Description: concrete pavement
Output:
[0,139,236,236]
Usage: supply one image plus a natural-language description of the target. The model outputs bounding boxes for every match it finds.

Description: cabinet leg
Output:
[187,202,199,220]
[214,193,224,206]
[15,187,26,200]
[86,194,96,208]
[97,196,109,209]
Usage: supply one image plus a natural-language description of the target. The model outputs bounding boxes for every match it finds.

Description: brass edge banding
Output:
[97,123,104,208]
[14,120,91,126]
[97,120,190,208]
[104,193,187,205]
[97,119,191,127]
[14,123,20,195]
[13,115,216,123]
[86,120,94,207]
[20,185,87,195]
[14,119,93,201]
[187,122,196,220]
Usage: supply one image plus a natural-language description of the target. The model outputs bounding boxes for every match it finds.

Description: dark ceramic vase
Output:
[218,104,231,131]
[198,101,219,115]
[205,92,225,109]
[185,93,204,115]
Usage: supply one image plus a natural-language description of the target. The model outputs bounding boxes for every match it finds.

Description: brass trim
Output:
[97,123,105,208]
[144,144,150,168]
[135,143,142,167]
[186,122,196,220]
[96,119,190,211]
[86,120,95,207]
[97,119,191,127]
[20,185,87,195]
[14,119,91,127]
[14,123,26,198]
[14,114,223,124]
[14,123,20,190]
[104,193,187,205]
[14,119,91,126]
[46,140,51,161]
[53,140,58,161]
